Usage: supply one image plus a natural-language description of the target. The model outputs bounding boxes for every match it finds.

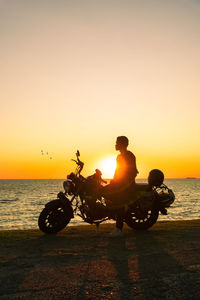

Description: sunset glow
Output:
[0,0,200,179]
[97,156,117,179]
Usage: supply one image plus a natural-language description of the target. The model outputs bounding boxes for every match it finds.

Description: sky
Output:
[0,0,200,179]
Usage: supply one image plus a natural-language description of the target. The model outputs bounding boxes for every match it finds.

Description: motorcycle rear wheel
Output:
[38,204,71,234]
[125,206,159,230]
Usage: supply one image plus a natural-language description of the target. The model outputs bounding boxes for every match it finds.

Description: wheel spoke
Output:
[125,207,159,230]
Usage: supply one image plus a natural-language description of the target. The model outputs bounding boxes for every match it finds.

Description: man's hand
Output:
[124,204,129,212]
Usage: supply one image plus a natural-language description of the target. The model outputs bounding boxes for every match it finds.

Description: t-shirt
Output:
[113,150,138,185]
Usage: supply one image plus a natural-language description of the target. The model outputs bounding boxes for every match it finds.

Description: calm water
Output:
[0,179,199,230]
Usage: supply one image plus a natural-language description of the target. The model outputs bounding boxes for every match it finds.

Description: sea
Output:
[0,179,199,230]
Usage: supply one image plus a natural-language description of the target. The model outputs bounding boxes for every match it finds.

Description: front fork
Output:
[57,192,74,218]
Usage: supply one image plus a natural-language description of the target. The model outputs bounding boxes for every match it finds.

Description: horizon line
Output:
[0,177,199,180]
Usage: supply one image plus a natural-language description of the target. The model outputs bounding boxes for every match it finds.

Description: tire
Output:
[125,206,159,230]
[38,203,71,234]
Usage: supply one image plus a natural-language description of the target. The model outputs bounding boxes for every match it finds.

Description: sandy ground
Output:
[0,220,200,300]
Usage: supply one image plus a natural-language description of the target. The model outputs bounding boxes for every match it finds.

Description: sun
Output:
[97,156,117,179]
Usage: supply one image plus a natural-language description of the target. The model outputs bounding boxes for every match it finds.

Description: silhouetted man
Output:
[103,136,138,236]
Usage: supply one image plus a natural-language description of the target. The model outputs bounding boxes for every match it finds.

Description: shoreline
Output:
[0,218,200,233]
[0,219,200,299]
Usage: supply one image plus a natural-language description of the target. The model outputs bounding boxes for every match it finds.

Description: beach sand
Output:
[0,220,200,299]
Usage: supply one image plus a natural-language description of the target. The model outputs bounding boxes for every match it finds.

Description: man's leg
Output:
[116,207,124,230]
[109,207,124,236]
[102,183,125,236]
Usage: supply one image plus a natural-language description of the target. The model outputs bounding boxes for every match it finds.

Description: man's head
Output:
[115,136,129,151]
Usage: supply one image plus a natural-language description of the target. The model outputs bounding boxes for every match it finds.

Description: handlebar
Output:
[71,151,106,183]
[71,150,84,175]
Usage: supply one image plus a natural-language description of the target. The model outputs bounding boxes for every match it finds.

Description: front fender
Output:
[45,195,74,218]
[45,199,60,208]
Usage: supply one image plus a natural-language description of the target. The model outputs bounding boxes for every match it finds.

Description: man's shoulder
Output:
[117,150,136,161]
[125,150,135,159]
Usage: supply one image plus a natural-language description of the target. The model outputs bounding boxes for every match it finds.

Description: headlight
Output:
[63,180,73,195]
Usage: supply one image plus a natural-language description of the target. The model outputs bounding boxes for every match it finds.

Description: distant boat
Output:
[186,177,197,179]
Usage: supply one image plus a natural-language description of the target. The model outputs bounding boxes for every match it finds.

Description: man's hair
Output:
[116,136,129,147]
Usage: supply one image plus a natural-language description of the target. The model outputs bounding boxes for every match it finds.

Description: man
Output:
[103,136,138,236]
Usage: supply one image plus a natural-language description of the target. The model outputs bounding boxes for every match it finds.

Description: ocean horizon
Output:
[1,177,199,180]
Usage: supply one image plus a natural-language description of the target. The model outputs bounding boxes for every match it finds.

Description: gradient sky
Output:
[0,0,200,179]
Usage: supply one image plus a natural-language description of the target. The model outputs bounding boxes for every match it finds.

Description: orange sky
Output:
[0,0,200,179]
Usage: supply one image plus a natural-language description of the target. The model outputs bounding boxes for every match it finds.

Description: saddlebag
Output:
[156,187,175,208]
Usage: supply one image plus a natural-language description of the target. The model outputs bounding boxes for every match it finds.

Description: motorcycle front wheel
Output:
[125,206,159,230]
[38,203,71,234]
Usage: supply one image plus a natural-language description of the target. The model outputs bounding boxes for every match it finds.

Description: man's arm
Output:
[125,152,138,179]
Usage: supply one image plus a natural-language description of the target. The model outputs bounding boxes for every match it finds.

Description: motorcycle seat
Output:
[134,183,151,192]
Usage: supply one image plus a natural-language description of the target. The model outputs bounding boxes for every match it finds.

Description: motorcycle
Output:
[38,151,175,234]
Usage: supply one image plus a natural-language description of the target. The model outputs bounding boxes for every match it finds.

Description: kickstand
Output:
[96,223,100,234]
